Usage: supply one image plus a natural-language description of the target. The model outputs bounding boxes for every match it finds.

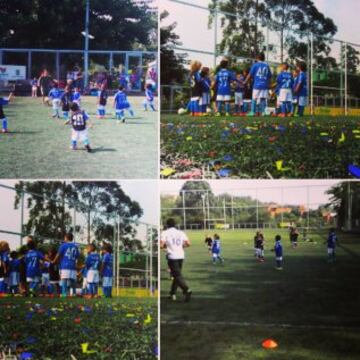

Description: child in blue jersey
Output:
[0,241,10,293]
[61,86,72,120]
[273,235,283,270]
[31,78,38,97]
[199,67,211,114]
[327,228,337,263]
[97,83,108,119]
[72,87,81,106]
[211,234,224,264]
[276,63,294,117]
[65,103,92,152]
[25,240,44,296]
[0,92,13,133]
[85,244,101,297]
[188,60,203,116]
[101,243,113,298]
[214,59,236,116]
[8,251,21,294]
[48,83,62,118]
[143,83,156,111]
[53,233,80,297]
[234,72,246,115]
[294,62,308,117]
[246,53,272,116]
[113,86,134,122]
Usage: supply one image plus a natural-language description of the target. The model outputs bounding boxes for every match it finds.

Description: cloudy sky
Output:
[162,0,360,66]
[0,181,159,249]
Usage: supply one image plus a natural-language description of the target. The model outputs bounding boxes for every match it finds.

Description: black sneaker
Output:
[184,289,192,303]
[85,145,92,153]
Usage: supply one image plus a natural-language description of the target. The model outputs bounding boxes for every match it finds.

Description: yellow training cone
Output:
[144,314,152,325]
[276,160,291,172]
[160,168,176,177]
[262,339,278,349]
[81,343,96,354]
[338,133,345,144]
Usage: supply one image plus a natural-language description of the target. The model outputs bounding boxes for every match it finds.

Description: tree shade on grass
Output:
[161,229,360,360]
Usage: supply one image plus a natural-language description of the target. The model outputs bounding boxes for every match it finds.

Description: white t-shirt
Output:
[161,227,189,260]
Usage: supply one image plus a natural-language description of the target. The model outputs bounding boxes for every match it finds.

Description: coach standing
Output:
[38,69,54,104]
[161,218,192,302]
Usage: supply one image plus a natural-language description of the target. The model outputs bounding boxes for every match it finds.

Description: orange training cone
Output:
[262,339,278,349]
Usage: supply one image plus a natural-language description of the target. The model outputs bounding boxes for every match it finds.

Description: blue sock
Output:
[2,118,8,130]
[150,104,155,111]
[225,102,230,114]
[129,109,134,117]
[201,104,207,113]
[71,140,77,148]
[251,100,257,113]
[63,111,68,119]
[260,99,266,114]
[217,102,222,113]
[281,103,287,114]
[61,281,67,296]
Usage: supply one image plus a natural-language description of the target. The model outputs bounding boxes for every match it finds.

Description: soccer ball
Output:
[206,107,212,114]
[177,108,187,115]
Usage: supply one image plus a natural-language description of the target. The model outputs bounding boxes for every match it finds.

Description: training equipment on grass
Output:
[178,108,187,115]
[262,339,278,349]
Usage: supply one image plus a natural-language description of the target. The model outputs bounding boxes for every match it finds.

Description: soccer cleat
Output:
[70,145,77,150]
[2,129,8,133]
[278,113,287,118]
[85,145,92,153]
[184,289,192,303]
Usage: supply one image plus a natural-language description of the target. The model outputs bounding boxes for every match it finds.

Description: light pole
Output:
[84,0,90,89]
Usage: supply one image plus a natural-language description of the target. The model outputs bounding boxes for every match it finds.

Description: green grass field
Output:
[161,114,360,179]
[0,96,158,179]
[0,296,157,359]
[161,229,360,360]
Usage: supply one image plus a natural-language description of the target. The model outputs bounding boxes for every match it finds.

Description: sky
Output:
[0,180,159,249]
[161,0,360,66]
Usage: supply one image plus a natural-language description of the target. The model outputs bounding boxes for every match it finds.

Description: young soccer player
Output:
[199,67,211,114]
[204,235,213,254]
[53,233,80,297]
[113,86,134,122]
[294,62,308,117]
[31,78,38,97]
[327,228,337,263]
[8,251,20,294]
[246,53,272,116]
[254,231,265,262]
[65,102,92,152]
[188,60,203,116]
[97,83,108,119]
[0,241,10,294]
[276,63,294,117]
[48,83,62,118]
[61,85,72,120]
[274,235,283,270]
[48,248,60,295]
[143,83,156,112]
[85,244,101,297]
[72,87,81,106]
[234,72,246,115]
[100,243,113,298]
[214,59,236,116]
[290,227,299,248]
[25,240,44,296]
[0,92,13,133]
[160,218,192,302]
[211,234,224,264]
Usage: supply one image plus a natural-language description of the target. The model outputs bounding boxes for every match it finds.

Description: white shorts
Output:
[252,89,269,101]
[86,270,99,284]
[82,278,88,289]
[199,93,211,106]
[276,256,283,261]
[234,92,244,106]
[143,99,154,106]
[52,99,61,110]
[102,277,113,287]
[42,273,50,286]
[279,89,293,103]
[97,105,105,110]
[9,272,20,286]
[71,129,89,144]
[27,276,40,283]
[32,86,38,91]
[60,269,77,280]
[298,96,308,106]
[327,248,335,255]
[216,94,231,102]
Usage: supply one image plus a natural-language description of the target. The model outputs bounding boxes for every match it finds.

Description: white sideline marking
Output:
[162,320,360,331]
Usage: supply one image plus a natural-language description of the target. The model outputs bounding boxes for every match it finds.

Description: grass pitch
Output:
[161,114,360,179]
[0,96,158,179]
[0,296,157,359]
[161,229,360,360]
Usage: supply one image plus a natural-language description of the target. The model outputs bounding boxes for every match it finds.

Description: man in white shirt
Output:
[161,218,192,302]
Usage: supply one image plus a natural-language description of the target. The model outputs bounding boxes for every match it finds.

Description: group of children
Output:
[188,53,308,118]
[0,233,114,298]
[204,228,338,271]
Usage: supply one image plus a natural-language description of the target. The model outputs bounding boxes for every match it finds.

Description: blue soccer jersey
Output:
[235,75,245,92]
[215,69,236,96]
[72,92,81,102]
[328,233,337,249]
[86,253,101,270]
[202,77,211,94]
[212,239,221,254]
[0,97,9,107]
[48,88,62,99]
[249,62,272,90]
[25,250,44,278]
[102,253,113,277]
[58,242,79,270]
[295,72,308,97]
[9,259,21,273]
[277,71,293,90]
[70,110,89,131]
[275,240,283,257]
[114,91,130,109]
[145,88,154,101]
